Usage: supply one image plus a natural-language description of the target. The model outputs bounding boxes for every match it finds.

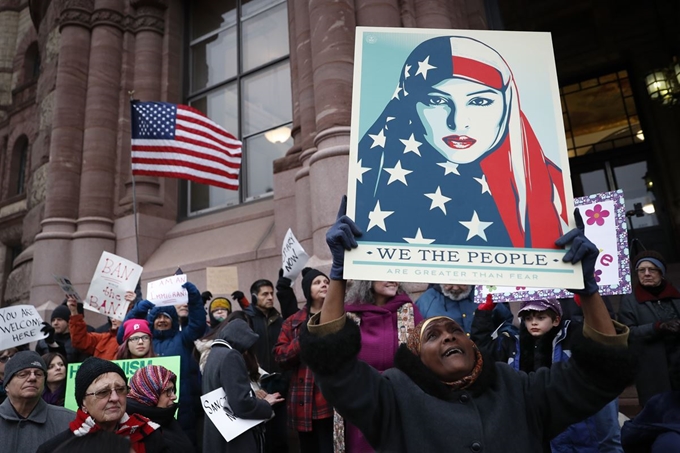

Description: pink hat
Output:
[122,319,152,342]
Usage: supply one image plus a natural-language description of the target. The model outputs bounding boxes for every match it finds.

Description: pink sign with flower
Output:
[475,190,631,303]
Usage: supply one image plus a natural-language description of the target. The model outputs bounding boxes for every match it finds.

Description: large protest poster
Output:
[0,305,47,350]
[475,190,631,302]
[147,274,188,307]
[202,387,268,442]
[64,356,181,412]
[344,27,582,288]
[281,228,309,280]
[84,251,143,320]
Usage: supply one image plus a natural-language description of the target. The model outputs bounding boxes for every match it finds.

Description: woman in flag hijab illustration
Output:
[355,35,568,248]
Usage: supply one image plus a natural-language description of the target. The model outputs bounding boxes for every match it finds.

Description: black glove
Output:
[657,319,680,334]
[277,268,292,288]
[231,291,245,302]
[326,195,362,280]
[201,291,213,304]
[41,322,56,344]
[182,282,201,305]
[555,209,599,296]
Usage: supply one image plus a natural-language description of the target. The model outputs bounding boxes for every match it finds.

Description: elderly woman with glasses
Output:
[127,365,194,453]
[37,357,167,453]
[619,250,680,406]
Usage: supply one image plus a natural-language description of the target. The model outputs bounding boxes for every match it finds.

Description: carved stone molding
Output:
[129,0,167,10]
[58,0,94,31]
[133,6,164,34]
[91,8,125,30]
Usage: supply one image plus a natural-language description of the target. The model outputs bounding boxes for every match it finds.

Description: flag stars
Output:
[415,55,436,80]
[459,211,493,241]
[437,161,460,176]
[403,228,435,244]
[404,64,411,79]
[355,159,371,184]
[400,133,422,156]
[384,160,412,186]
[367,201,394,232]
[474,175,491,195]
[368,129,387,149]
[424,186,451,214]
[392,84,402,100]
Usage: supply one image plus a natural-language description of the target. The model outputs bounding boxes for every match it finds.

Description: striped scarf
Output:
[69,409,160,453]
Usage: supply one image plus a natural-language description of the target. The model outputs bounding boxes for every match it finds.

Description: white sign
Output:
[281,228,309,280]
[0,305,48,350]
[84,252,143,321]
[201,387,268,442]
[147,274,188,307]
[53,275,82,303]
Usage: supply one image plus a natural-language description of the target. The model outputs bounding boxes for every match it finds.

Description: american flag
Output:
[130,101,242,190]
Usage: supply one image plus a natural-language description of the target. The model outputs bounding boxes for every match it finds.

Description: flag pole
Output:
[129,92,141,265]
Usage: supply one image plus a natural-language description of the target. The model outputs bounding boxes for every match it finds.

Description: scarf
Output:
[635,280,680,303]
[69,408,160,453]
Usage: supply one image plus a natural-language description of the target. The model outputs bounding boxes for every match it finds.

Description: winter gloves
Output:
[325,196,362,280]
[555,209,599,296]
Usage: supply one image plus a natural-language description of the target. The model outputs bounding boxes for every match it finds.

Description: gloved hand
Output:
[478,294,495,311]
[201,291,213,304]
[555,209,599,296]
[326,195,362,280]
[136,299,155,313]
[182,282,201,304]
[231,291,245,302]
[277,268,292,288]
[656,319,680,334]
[41,322,56,344]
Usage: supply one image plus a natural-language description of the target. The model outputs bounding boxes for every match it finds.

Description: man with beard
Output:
[416,284,477,334]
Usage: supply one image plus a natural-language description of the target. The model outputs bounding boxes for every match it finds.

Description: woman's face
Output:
[419,319,476,382]
[416,77,505,164]
[310,275,330,303]
[127,334,151,358]
[81,372,127,427]
[372,281,399,299]
[156,384,177,408]
[47,356,66,385]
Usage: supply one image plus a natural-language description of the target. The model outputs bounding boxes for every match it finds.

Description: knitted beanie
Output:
[301,267,328,306]
[121,319,152,343]
[4,351,46,385]
[128,365,176,407]
[633,250,667,277]
[209,297,231,314]
[75,357,127,407]
[51,305,71,322]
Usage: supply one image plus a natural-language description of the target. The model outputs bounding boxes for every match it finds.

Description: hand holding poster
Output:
[85,251,143,321]
[147,274,188,307]
[0,305,48,350]
[475,190,630,302]
[202,387,268,442]
[53,275,82,303]
[281,228,309,280]
[344,27,582,288]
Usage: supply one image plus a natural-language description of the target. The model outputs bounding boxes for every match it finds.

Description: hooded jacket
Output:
[415,285,477,333]
[202,319,273,453]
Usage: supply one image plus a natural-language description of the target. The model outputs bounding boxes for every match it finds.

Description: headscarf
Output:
[128,365,177,407]
[406,316,483,390]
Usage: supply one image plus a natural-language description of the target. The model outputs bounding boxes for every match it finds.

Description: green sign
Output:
[64,356,181,413]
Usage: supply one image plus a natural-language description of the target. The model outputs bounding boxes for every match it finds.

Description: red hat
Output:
[122,319,152,342]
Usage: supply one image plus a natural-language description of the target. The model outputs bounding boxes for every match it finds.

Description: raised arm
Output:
[181,282,208,344]
[276,269,299,319]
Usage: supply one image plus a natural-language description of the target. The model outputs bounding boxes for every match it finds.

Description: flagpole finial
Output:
[128,90,136,102]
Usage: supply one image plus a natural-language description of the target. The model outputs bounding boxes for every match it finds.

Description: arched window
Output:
[10,136,28,196]
[23,42,40,81]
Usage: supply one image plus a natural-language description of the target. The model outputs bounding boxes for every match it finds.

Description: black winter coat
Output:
[125,399,194,453]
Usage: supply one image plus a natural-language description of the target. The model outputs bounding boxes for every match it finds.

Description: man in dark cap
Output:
[0,351,74,452]
[36,302,90,363]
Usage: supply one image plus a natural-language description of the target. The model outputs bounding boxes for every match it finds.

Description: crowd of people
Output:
[0,205,679,452]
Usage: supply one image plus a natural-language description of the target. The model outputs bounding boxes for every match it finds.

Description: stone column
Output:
[32,0,93,304]
[70,0,125,286]
[306,0,355,263]
[414,0,453,28]
[355,0,401,26]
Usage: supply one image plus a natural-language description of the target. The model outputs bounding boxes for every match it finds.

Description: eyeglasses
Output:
[127,335,151,343]
[0,354,14,364]
[637,267,661,275]
[84,385,129,400]
[162,387,176,397]
[14,369,45,379]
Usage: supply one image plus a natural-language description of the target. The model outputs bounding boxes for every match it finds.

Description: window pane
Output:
[191,27,237,92]
[242,61,291,136]
[613,162,658,229]
[190,1,237,40]
[190,181,239,212]
[190,83,239,136]
[242,0,283,18]
[242,2,289,71]
[245,129,292,198]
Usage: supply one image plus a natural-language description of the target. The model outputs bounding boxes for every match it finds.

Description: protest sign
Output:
[64,355,181,412]
[147,274,188,307]
[281,228,309,280]
[0,305,47,350]
[53,275,82,303]
[202,387,268,442]
[475,190,630,302]
[344,27,582,288]
[206,266,239,296]
[84,251,143,321]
